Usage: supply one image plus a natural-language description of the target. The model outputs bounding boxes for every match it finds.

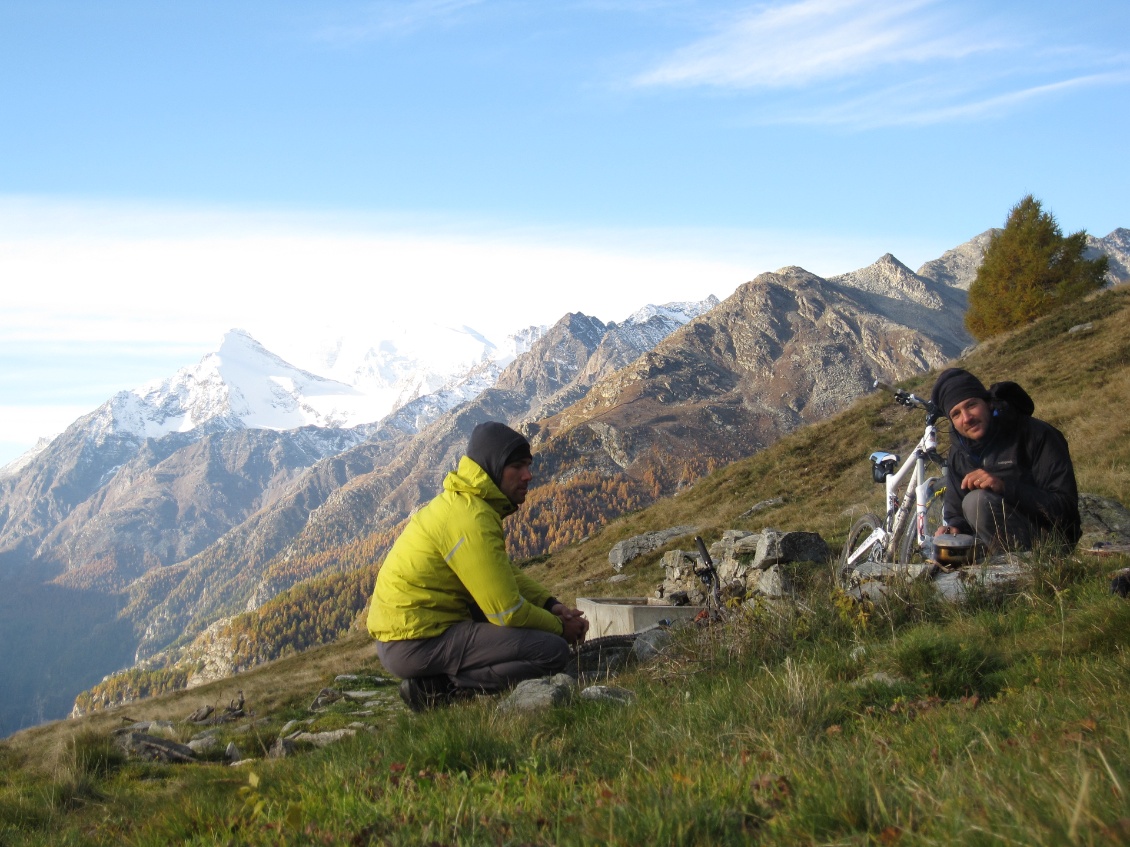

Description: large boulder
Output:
[608,526,696,570]
[1079,493,1130,550]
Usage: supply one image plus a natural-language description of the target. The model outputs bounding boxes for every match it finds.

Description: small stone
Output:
[854,672,903,687]
[342,690,381,700]
[187,735,219,755]
[498,674,575,712]
[269,738,297,759]
[310,687,343,709]
[291,729,357,747]
[580,685,636,704]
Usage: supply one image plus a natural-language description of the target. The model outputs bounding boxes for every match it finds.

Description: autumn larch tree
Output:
[966,195,1108,340]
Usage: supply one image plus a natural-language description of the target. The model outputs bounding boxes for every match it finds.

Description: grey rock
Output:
[730,533,761,556]
[1079,493,1130,549]
[310,687,343,710]
[187,735,219,755]
[932,571,966,603]
[609,526,696,570]
[147,720,177,739]
[225,741,243,762]
[753,529,830,569]
[115,732,197,764]
[342,690,382,700]
[843,561,936,589]
[186,705,214,723]
[269,738,297,759]
[853,672,904,687]
[291,728,356,747]
[580,685,636,704]
[606,574,630,584]
[752,565,790,598]
[932,559,1029,603]
[661,549,697,580]
[498,674,576,712]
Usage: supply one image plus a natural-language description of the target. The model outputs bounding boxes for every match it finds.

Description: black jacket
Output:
[943,404,1081,546]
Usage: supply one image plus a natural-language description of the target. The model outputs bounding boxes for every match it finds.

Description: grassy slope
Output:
[2,289,1129,846]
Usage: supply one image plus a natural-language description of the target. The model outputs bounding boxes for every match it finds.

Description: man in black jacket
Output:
[931,368,1081,553]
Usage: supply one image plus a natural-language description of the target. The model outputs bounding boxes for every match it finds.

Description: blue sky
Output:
[1,0,1127,464]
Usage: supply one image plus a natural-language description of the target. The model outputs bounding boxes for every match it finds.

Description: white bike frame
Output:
[844,387,944,566]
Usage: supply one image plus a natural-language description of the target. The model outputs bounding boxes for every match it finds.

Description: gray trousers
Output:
[376,620,570,693]
[961,489,1035,553]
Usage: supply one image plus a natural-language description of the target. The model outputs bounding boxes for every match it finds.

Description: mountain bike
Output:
[839,381,948,580]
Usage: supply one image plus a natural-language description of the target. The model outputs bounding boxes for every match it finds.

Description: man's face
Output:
[499,458,534,505]
[949,397,992,441]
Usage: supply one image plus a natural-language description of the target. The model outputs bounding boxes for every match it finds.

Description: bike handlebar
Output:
[873,380,940,417]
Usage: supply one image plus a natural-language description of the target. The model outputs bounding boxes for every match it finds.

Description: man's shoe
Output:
[398,676,448,712]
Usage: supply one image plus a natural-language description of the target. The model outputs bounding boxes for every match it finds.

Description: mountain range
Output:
[1,226,1127,737]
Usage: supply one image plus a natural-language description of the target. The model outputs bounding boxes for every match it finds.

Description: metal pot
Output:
[933,533,977,566]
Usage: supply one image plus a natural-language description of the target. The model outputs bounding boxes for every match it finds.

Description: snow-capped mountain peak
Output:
[624,296,720,326]
[87,329,365,444]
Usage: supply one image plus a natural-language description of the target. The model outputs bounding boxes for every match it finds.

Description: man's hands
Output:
[961,468,1004,495]
[550,603,589,645]
[934,468,1005,537]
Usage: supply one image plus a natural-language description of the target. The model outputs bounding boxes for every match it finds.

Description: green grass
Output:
[3,288,1130,845]
[2,551,1128,845]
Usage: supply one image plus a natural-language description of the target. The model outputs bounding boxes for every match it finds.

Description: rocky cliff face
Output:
[914,227,1130,290]
[533,261,965,479]
[915,230,997,290]
[1085,228,1130,284]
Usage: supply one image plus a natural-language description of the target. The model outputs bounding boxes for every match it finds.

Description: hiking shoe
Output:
[398,676,448,713]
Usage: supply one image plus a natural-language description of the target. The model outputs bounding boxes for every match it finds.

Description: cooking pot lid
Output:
[933,533,976,550]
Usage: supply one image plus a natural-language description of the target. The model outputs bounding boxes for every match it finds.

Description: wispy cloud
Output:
[313,0,484,43]
[631,0,1129,128]
[634,0,998,89]
[777,70,1130,129]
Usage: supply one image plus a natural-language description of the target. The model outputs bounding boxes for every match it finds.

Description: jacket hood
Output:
[444,455,518,518]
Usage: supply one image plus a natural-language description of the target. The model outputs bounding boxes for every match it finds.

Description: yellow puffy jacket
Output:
[367,456,563,642]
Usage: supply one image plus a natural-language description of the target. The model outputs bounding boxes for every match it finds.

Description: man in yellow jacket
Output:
[368,421,589,711]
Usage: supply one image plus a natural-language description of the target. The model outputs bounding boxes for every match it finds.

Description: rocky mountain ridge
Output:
[3,226,1127,737]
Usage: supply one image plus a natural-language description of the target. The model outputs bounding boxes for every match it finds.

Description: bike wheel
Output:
[840,513,883,581]
[897,490,944,565]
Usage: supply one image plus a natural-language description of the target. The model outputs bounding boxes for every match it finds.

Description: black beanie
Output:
[931,368,989,417]
[466,422,531,487]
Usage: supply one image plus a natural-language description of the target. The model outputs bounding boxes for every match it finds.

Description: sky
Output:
[1,0,1127,466]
